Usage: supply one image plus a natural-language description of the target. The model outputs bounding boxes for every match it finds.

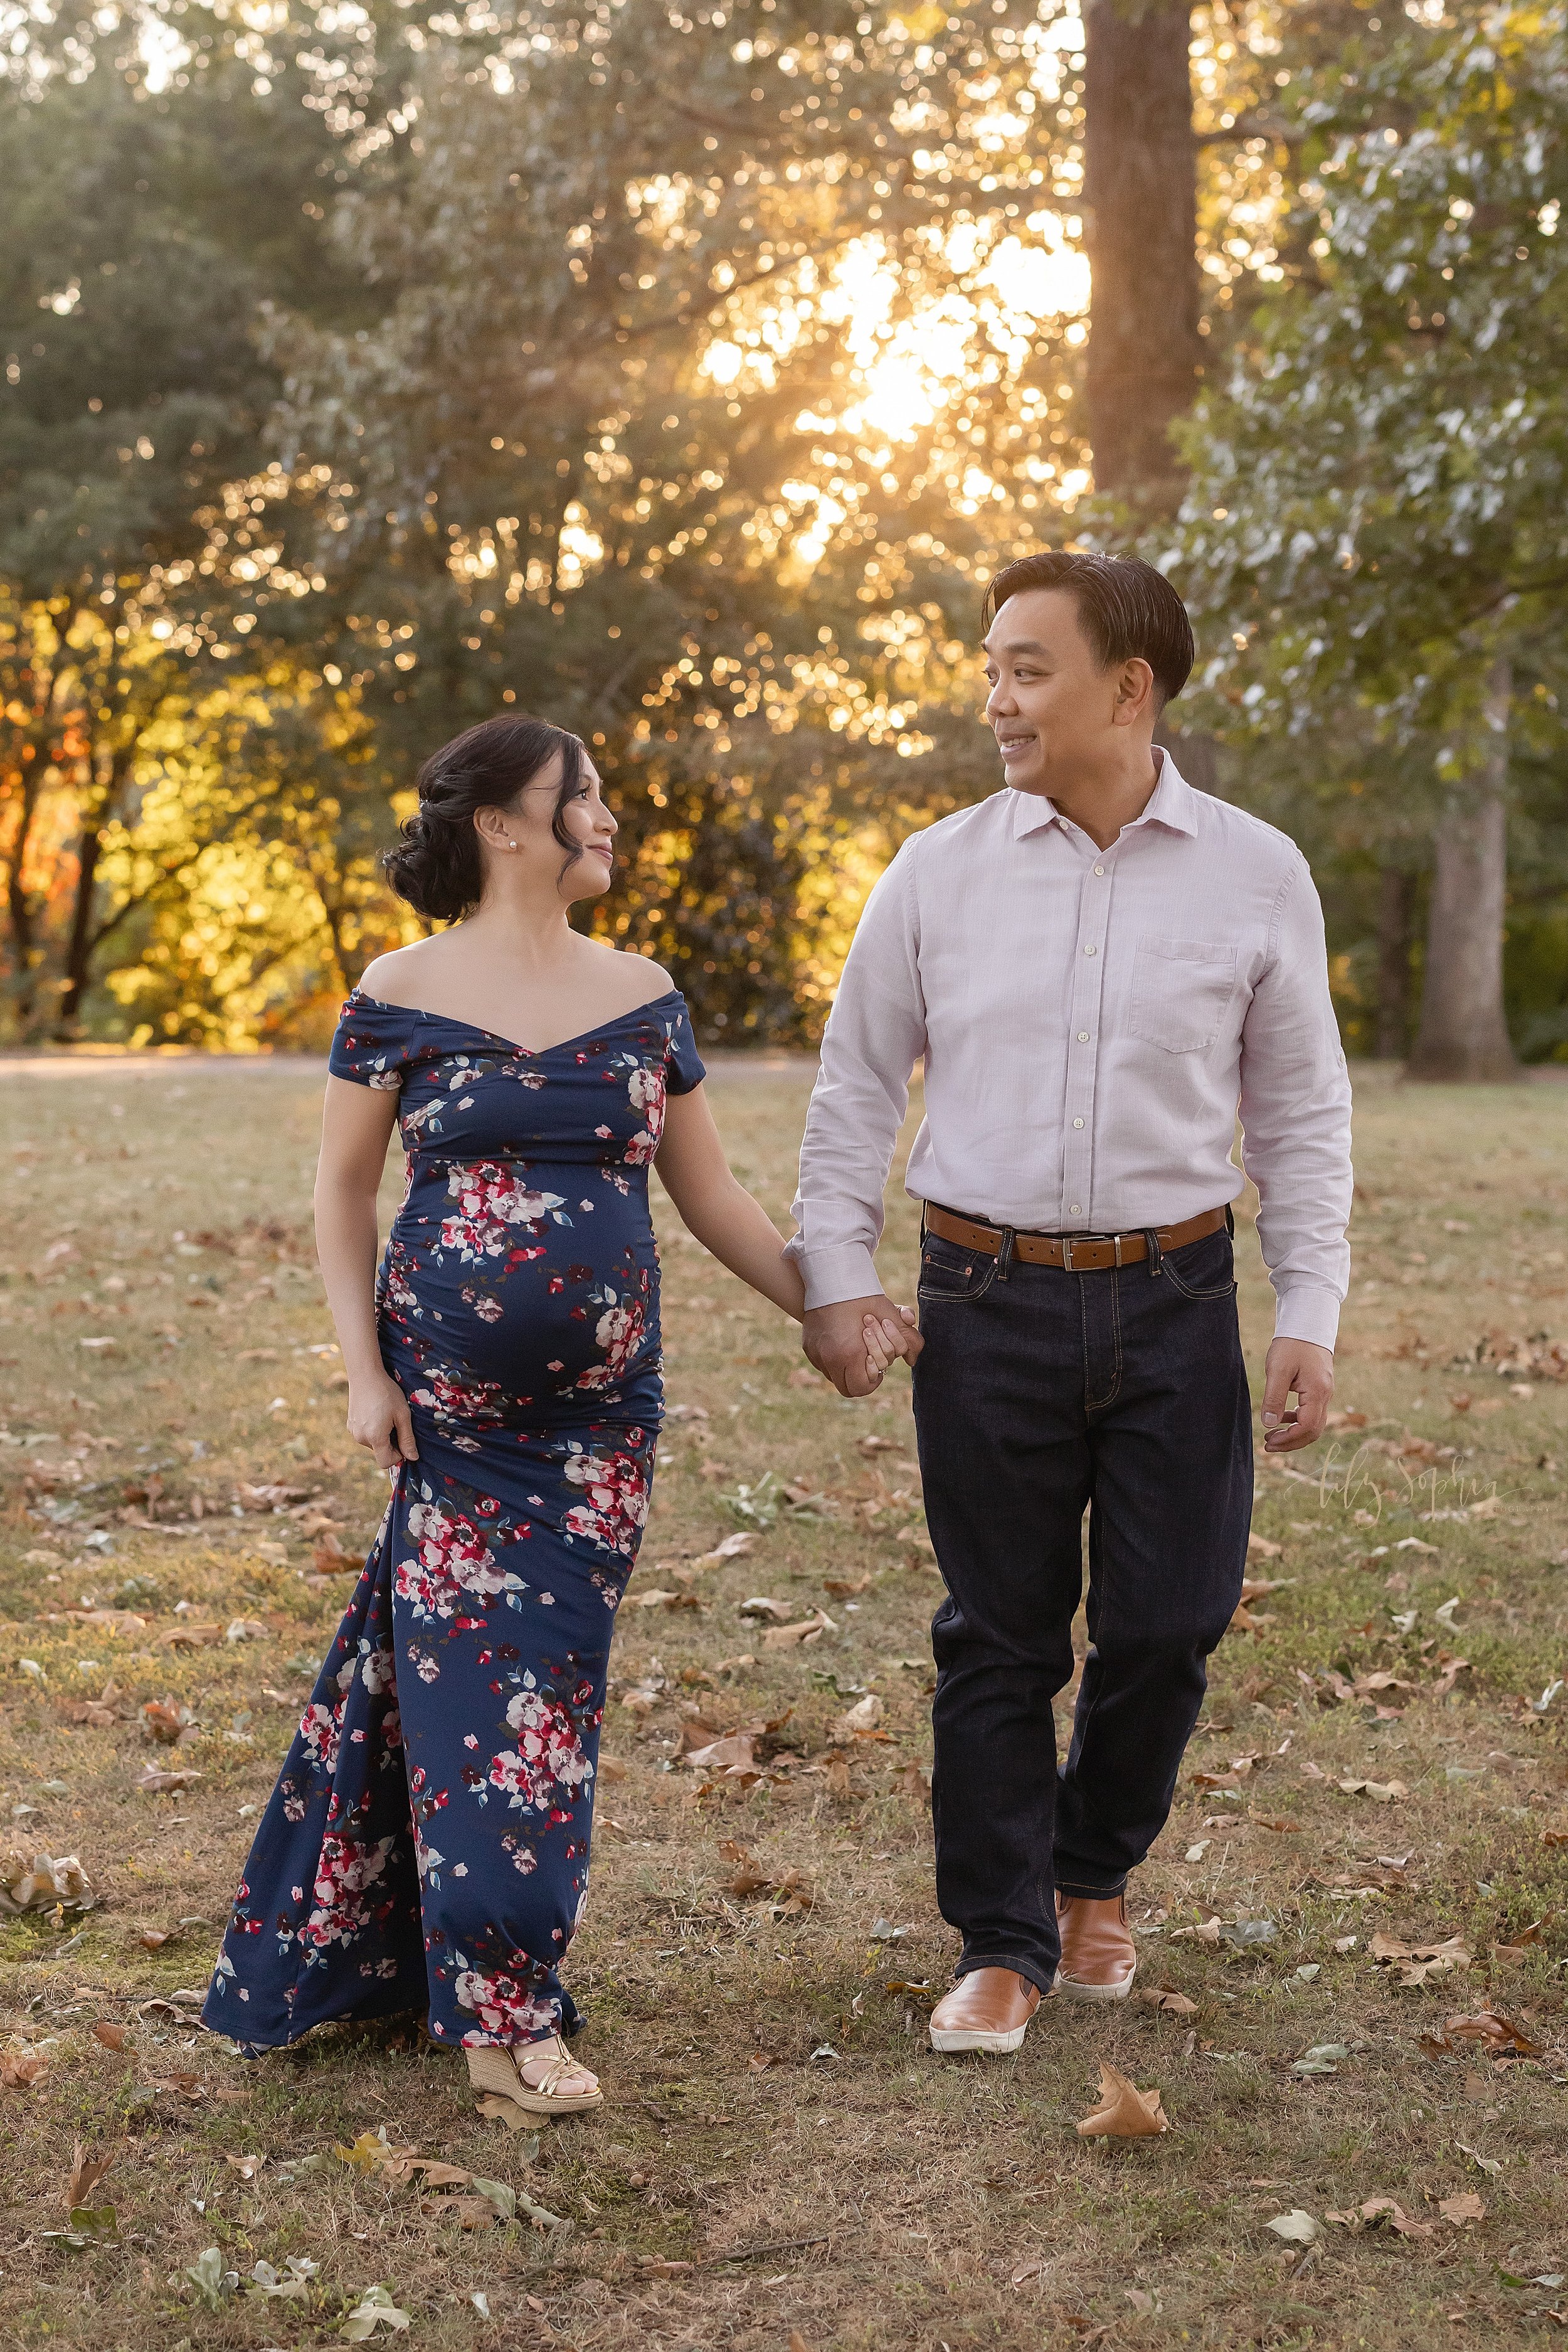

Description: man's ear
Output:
[1111,657,1156,728]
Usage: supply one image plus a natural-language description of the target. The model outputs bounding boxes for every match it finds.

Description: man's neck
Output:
[1029,745,1162,853]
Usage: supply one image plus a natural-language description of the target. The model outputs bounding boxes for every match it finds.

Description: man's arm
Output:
[1237,856,1354,1451]
[789,843,929,1397]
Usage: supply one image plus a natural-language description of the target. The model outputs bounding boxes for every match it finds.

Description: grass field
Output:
[1,1052,1566,2352]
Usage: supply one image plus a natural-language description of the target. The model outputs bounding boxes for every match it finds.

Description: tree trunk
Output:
[56,816,104,1036]
[1082,0,1204,505]
[1374,865,1412,1060]
[1406,657,1520,1083]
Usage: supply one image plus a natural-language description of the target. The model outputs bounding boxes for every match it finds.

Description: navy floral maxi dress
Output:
[202,988,705,2055]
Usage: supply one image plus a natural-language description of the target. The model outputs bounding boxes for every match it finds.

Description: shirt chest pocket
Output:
[1128,935,1239,1054]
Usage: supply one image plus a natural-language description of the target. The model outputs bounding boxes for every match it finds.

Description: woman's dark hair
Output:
[382,715,587,920]
[980,550,1195,710]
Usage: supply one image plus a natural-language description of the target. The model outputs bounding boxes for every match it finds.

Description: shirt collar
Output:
[1009,747,1200,844]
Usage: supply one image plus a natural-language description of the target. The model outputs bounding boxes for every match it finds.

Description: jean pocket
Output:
[1129,935,1239,1053]
[918,1237,996,1303]
[1160,1233,1238,1301]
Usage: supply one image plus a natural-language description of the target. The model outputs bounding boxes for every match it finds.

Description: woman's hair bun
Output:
[383,715,585,921]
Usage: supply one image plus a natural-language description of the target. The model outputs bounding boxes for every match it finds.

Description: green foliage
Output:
[1155,0,1568,1056]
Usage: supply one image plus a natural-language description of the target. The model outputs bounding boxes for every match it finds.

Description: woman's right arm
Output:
[314,1073,418,1469]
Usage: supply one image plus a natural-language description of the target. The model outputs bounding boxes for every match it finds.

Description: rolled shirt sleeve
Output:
[787,843,928,1311]
[1237,856,1353,1350]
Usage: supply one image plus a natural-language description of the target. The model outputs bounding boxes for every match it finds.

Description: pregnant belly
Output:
[379,1187,660,1424]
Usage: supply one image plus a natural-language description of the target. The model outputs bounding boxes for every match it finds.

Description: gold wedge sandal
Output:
[465,2033,604,2117]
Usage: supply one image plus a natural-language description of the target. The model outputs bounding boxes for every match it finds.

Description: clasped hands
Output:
[802,1293,924,1399]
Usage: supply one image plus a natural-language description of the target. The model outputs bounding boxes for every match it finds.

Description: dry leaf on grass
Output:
[90,2021,129,2051]
[1251,1812,1305,1834]
[1370,1932,1473,1988]
[761,1610,835,1649]
[1421,2006,1544,2057]
[1010,2257,1049,2288]
[689,1531,756,1570]
[1438,2191,1486,2225]
[140,1699,196,1745]
[829,1693,884,1742]
[1265,2210,1318,2245]
[336,2129,418,2173]
[136,1927,177,1950]
[1337,1778,1409,1802]
[1076,2061,1169,2138]
[1170,1916,1222,1945]
[1325,2196,1434,2239]
[893,1761,931,1803]
[67,2142,114,2209]
[1,2050,49,2091]
[156,1622,223,1649]
[0,1851,97,1913]
[683,1731,757,1774]
[223,2153,268,2181]
[135,1765,202,1793]
[1138,1987,1199,2017]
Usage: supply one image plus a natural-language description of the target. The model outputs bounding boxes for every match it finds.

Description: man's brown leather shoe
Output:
[928,1966,1042,2053]
[1056,1892,1136,2001]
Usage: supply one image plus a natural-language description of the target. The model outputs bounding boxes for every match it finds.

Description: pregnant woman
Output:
[202,714,913,2115]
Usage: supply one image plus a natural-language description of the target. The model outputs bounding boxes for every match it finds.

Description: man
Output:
[788,551,1351,2052]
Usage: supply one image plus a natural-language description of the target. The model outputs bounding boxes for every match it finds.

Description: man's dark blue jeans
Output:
[911,1212,1253,1997]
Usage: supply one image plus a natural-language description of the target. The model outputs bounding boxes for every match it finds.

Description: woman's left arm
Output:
[654,1085,806,1318]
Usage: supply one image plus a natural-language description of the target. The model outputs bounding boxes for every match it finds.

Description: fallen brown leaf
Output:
[829,1693,884,1742]
[223,2153,268,2181]
[1076,2060,1169,2138]
[1138,1987,1199,2016]
[1250,1813,1305,1834]
[135,1766,202,1794]
[66,2141,114,2210]
[1169,1916,1222,1944]
[684,1731,757,1774]
[1438,2191,1486,2225]
[0,2050,48,2091]
[1370,1932,1473,1990]
[1421,2006,1544,2058]
[156,1622,223,1649]
[90,2022,129,2051]
[760,1611,834,1649]
[0,1851,97,1913]
[140,1699,195,1745]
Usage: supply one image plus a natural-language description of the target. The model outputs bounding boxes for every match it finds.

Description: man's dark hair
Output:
[981,550,1195,710]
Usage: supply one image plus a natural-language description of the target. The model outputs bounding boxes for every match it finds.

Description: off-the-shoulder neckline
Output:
[344,986,686,1062]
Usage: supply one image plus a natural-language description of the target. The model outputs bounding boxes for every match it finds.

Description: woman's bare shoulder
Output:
[355,942,449,1003]
[585,941,677,1008]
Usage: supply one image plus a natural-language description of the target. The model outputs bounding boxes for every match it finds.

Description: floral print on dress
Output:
[203,990,702,2055]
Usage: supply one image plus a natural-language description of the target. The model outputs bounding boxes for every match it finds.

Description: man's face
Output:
[982,587,1148,796]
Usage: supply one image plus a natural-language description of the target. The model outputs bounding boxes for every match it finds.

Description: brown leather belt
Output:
[923,1201,1229,1272]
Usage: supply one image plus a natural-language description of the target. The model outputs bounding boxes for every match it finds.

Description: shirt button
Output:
[1083,944,1096,956]
[1094,864,1105,876]
[1073,1117,1084,1129]
[1077,1031,1089,1043]
[1069,1203,1082,1215]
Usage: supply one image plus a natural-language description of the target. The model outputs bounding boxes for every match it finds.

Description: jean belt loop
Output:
[996,1225,1017,1282]
[1143,1227,1163,1278]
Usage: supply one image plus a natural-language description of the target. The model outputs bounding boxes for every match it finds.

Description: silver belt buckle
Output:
[1061,1232,1120,1274]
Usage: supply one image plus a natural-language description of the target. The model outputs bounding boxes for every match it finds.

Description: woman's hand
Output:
[346,1370,419,1470]
[860,1304,921,1392]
